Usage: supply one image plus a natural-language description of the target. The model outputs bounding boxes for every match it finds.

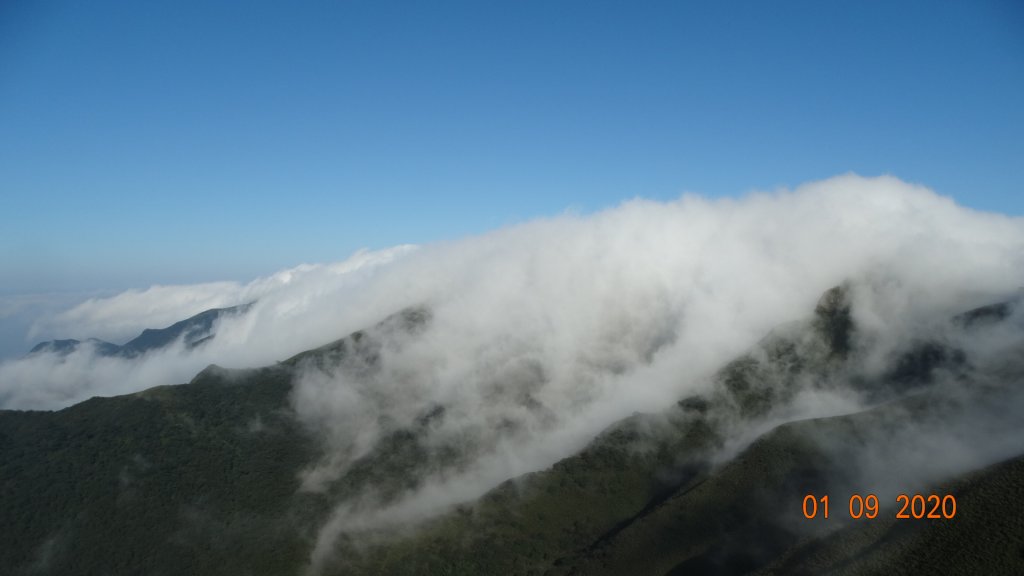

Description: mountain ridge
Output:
[2,288,1021,575]
[27,302,253,359]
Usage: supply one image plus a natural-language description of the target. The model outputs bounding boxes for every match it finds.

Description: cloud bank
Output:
[2,175,1023,563]
[1,173,1021,413]
[287,175,1024,567]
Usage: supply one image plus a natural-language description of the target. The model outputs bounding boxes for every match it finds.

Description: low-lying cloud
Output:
[1,174,1023,568]
[0,246,416,409]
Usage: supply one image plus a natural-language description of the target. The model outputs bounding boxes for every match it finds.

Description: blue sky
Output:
[2,0,1022,294]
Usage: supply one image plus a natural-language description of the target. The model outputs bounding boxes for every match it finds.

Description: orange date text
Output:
[802,493,956,520]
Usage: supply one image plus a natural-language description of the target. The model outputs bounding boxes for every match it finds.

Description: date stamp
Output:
[802,494,957,520]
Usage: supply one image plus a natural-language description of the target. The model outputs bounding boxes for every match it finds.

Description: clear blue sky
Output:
[2,0,1022,293]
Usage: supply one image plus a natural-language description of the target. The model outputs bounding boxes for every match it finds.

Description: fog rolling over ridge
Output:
[5,174,1022,413]
[2,174,1024,573]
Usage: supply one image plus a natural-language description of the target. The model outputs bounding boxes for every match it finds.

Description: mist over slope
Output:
[3,175,1023,507]
[2,168,1024,569]
[4,174,1021,414]
[2,283,1022,575]
[291,281,1024,575]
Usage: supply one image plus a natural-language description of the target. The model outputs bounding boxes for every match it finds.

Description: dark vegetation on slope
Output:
[0,365,323,576]
[319,288,1024,575]
[1,290,1022,575]
[751,451,1024,576]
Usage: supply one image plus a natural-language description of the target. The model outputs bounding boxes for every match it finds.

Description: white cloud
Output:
[1,174,1023,565]
[26,246,419,346]
[2,173,1020,414]
[29,282,244,344]
[0,245,417,409]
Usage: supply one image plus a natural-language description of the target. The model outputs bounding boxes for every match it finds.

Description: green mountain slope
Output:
[1,290,1021,575]
[0,365,322,575]
[320,289,1024,576]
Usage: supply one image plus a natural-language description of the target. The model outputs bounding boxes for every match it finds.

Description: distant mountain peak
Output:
[27,302,253,359]
[28,338,120,357]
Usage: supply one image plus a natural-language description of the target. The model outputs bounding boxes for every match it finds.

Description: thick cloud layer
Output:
[283,176,1024,571]
[3,174,1023,569]
[2,174,1021,416]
